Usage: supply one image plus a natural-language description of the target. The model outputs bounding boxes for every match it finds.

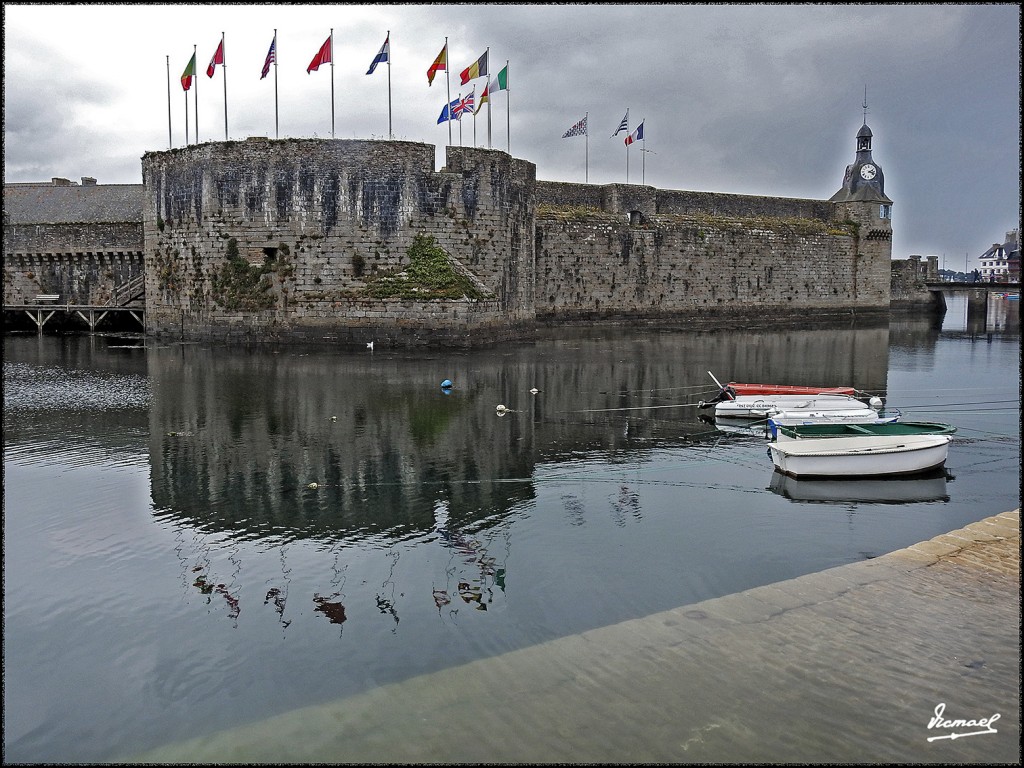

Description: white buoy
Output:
[367,341,374,351]
[529,388,539,394]
[496,404,507,414]
[869,396,883,410]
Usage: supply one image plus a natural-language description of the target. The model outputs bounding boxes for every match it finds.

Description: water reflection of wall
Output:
[147,326,890,541]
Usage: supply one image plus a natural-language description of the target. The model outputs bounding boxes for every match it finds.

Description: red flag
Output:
[307,35,332,73]
[206,38,224,78]
[427,43,446,86]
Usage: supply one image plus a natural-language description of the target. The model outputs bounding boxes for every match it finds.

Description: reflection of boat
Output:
[768,470,951,504]
[767,434,952,478]
[770,420,957,442]
[707,394,877,420]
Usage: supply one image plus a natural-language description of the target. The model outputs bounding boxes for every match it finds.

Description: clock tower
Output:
[829,118,893,258]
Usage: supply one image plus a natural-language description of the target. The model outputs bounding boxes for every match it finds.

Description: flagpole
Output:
[387,30,393,139]
[330,29,335,138]
[585,112,589,184]
[193,45,198,143]
[506,60,510,155]
[166,55,172,149]
[221,32,228,140]
[273,30,279,139]
[486,47,491,149]
[445,38,451,146]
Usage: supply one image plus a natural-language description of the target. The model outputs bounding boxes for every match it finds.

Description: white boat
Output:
[767,433,952,478]
[769,419,954,442]
[769,409,901,428]
[707,393,876,420]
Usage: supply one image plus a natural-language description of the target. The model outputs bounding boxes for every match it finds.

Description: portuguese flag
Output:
[181,52,197,91]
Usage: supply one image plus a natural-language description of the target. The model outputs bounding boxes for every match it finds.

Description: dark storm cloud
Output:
[3,3,1019,262]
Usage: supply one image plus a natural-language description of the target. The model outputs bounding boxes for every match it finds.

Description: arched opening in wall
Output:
[629,210,644,226]
[263,247,278,261]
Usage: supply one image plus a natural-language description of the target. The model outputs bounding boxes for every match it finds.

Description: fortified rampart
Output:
[534,179,886,324]
[141,139,535,345]
[2,182,145,306]
[6,136,901,344]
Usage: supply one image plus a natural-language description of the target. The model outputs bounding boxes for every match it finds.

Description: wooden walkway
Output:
[3,302,144,332]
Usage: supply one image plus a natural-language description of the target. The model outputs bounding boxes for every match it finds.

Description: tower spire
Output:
[862,85,869,124]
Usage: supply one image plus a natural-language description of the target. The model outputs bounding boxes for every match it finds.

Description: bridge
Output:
[3,273,145,332]
[925,281,1020,291]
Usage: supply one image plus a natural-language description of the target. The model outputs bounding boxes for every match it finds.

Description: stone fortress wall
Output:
[6,136,904,344]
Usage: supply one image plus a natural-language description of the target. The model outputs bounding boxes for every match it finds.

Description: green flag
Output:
[181,53,196,91]
[490,64,508,93]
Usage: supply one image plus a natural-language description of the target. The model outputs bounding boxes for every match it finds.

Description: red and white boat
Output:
[699,372,883,420]
[705,370,857,398]
[726,382,856,396]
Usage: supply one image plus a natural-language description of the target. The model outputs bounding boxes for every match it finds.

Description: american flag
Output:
[562,115,587,138]
[261,36,276,80]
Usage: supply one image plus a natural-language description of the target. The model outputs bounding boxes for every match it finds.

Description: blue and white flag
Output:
[366,35,390,75]
[611,109,629,137]
[438,96,461,124]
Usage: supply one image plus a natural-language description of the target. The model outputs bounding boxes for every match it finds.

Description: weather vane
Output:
[862,85,869,123]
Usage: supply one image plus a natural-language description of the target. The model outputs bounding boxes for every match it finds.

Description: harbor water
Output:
[3,293,1019,762]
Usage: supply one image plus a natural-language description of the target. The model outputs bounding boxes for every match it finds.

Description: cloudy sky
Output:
[4,3,1020,267]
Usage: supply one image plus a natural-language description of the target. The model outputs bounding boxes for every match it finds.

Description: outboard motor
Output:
[698,385,737,409]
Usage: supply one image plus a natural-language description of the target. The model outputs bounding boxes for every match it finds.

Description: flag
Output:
[438,97,460,124]
[625,121,644,146]
[427,43,447,85]
[181,52,196,91]
[206,38,224,78]
[307,35,332,73]
[611,110,628,136]
[457,90,475,118]
[489,64,508,93]
[474,81,489,114]
[261,35,276,79]
[562,115,587,138]
[366,35,389,75]
[459,50,487,85]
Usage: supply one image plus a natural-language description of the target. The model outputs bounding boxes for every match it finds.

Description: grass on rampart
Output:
[358,234,485,300]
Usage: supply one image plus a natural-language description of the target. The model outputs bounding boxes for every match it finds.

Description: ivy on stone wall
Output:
[210,237,289,310]
[358,233,484,300]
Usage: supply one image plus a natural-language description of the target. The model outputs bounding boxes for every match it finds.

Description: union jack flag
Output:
[261,36,276,80]
[562,115,587,138]
[454,90,474,119]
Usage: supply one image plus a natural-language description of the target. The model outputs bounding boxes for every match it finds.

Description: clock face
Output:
[860,164,877,180]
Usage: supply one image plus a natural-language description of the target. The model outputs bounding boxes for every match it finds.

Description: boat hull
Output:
[770,420,957,442]
[714,394,872,420]
[728,382,856,396]
[768,434,952,478]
